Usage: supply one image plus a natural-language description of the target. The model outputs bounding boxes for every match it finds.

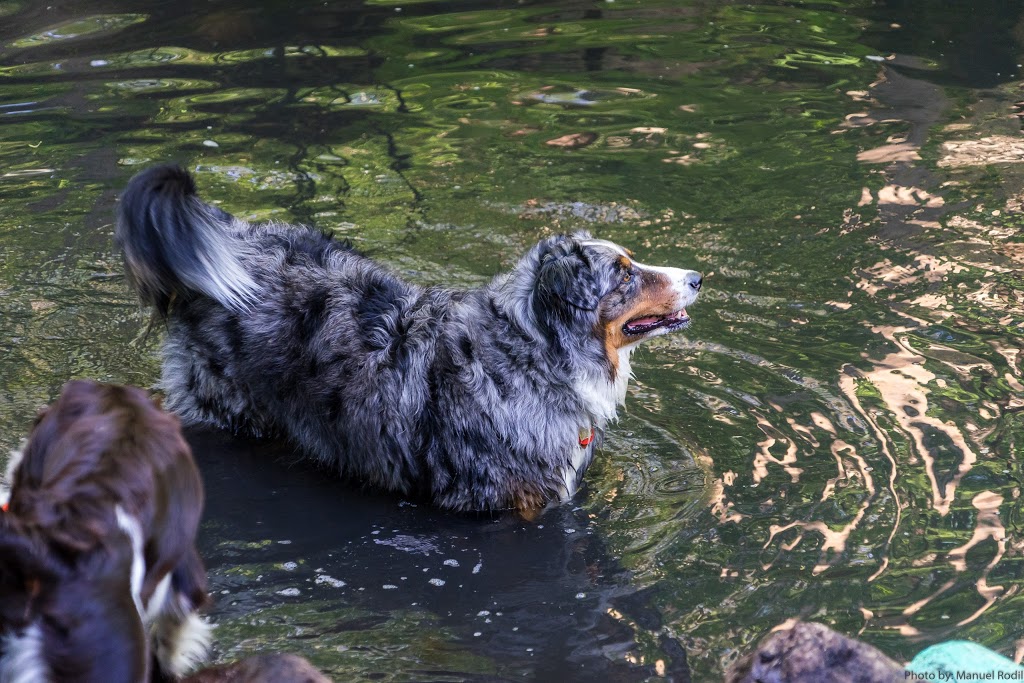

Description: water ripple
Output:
[9,14,148,48]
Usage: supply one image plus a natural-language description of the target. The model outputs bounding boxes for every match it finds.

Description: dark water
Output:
[2,0,1023,680]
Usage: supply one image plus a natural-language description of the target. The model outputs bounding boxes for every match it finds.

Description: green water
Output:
[1,0,1023,680]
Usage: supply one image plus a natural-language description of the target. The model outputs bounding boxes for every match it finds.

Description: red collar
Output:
[578,426,595,448]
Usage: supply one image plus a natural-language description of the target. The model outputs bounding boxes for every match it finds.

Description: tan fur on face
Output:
[599,267,678,374]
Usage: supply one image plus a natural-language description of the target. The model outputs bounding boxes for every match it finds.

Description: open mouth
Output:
[622,308,690,336]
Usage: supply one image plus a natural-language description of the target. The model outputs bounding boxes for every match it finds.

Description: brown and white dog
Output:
[0,381,211,682]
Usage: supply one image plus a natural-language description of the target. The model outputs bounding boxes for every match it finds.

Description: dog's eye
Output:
[621,272,632,285]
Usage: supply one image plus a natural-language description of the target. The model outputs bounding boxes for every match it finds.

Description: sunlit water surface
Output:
[1,1,1023,680]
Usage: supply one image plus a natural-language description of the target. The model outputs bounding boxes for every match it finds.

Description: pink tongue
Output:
[630,316,662,326]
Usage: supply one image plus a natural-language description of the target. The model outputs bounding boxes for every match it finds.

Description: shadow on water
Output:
[189,428,690,682]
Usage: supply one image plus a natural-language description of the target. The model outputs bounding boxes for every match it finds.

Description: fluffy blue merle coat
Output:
[117,166,701,512]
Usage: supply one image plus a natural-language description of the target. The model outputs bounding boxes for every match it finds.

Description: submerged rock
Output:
[725,621,902,683]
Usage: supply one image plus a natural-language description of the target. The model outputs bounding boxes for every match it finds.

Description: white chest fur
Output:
[573,346,634,424]
[562,347,635,498]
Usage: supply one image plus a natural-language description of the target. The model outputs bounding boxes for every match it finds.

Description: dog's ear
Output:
[535,236,600,312]
[0,518,57,627]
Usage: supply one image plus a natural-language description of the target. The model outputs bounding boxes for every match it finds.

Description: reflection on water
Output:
[8,13,149,49]
[1,0,1023,679]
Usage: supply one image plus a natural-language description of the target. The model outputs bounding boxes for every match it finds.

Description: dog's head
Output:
[531,232,702,374]
[0,512,148,683]
[1,380,210,680]
[9,381,206,607]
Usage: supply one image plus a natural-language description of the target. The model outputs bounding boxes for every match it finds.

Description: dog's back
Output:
[180,654,333,683]
[115,166,442,460]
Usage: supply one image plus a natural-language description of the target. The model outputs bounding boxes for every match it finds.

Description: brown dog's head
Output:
[9,381,206,606]
[1,381,210,681]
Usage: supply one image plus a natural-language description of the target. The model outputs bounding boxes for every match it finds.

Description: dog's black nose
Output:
[687,272,703,291]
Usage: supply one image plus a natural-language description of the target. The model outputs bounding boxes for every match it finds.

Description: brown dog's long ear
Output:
[0,518,58,628]
[534,236,600,313]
